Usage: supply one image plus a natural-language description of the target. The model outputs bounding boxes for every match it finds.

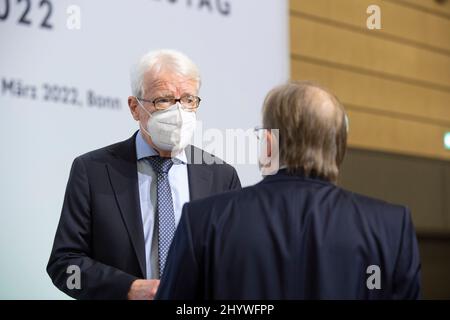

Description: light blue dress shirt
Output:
[135,130,190,279]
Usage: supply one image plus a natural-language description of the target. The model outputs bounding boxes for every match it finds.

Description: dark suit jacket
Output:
[156,170,421,300]
[47,132,241,299]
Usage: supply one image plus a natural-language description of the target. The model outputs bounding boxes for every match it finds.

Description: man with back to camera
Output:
[156,81,421,299]
[47,49,241,299]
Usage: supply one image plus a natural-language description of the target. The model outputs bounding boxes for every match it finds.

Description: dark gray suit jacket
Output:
[47,132,241,299]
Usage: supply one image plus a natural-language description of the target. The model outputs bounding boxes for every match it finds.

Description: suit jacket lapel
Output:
[105,141,214,277]
[185,145,213,201]
[106,132,146,278]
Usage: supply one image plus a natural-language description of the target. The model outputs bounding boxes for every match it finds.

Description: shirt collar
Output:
[135,130,187,164]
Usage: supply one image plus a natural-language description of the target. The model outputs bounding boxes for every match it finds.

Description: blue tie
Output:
[147,156,175,278]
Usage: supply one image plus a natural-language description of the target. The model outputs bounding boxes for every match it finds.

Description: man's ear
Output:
[128,96,140,121]
[259,129,280,176]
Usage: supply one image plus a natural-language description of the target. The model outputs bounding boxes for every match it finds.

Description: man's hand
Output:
[127,279,160,300]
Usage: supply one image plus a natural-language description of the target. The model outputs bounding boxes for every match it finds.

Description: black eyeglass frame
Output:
[136,95,201,111]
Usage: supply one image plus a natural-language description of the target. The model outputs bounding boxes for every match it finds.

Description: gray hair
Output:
[262,81,348,183]
[130,49,201,98]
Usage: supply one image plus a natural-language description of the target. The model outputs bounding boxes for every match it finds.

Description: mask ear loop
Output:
[136,97,153,118]
[136,97,153,137]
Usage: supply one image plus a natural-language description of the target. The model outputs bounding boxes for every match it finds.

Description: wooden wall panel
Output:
[289,0,450,161]
[292,59,450,125]
[346,109,450,160]
[291,0,450,53]
[291,17,450,89]
[393,0,450,16]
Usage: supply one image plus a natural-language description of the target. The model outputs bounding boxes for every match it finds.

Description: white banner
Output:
[0,0,288,298]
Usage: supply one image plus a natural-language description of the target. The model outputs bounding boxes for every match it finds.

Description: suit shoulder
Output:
[74,135,135,163]
[350,189,406,211]
[340,188,409,224]
[184,184,256,217]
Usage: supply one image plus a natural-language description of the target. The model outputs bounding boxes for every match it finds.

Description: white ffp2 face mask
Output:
[137,100,197,152]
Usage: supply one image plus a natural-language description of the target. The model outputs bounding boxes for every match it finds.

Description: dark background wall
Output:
[339,148,450,299]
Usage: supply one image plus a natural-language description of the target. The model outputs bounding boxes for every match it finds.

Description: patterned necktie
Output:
[147,156,175,278]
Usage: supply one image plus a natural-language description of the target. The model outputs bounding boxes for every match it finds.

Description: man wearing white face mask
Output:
[47,49,241,300]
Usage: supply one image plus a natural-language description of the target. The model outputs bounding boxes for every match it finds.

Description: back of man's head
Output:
[262,81,348,183]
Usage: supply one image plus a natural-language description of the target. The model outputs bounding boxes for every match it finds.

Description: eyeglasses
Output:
[136,94,201,111]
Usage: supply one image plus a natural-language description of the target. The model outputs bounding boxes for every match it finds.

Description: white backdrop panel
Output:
[0,0,288,298]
